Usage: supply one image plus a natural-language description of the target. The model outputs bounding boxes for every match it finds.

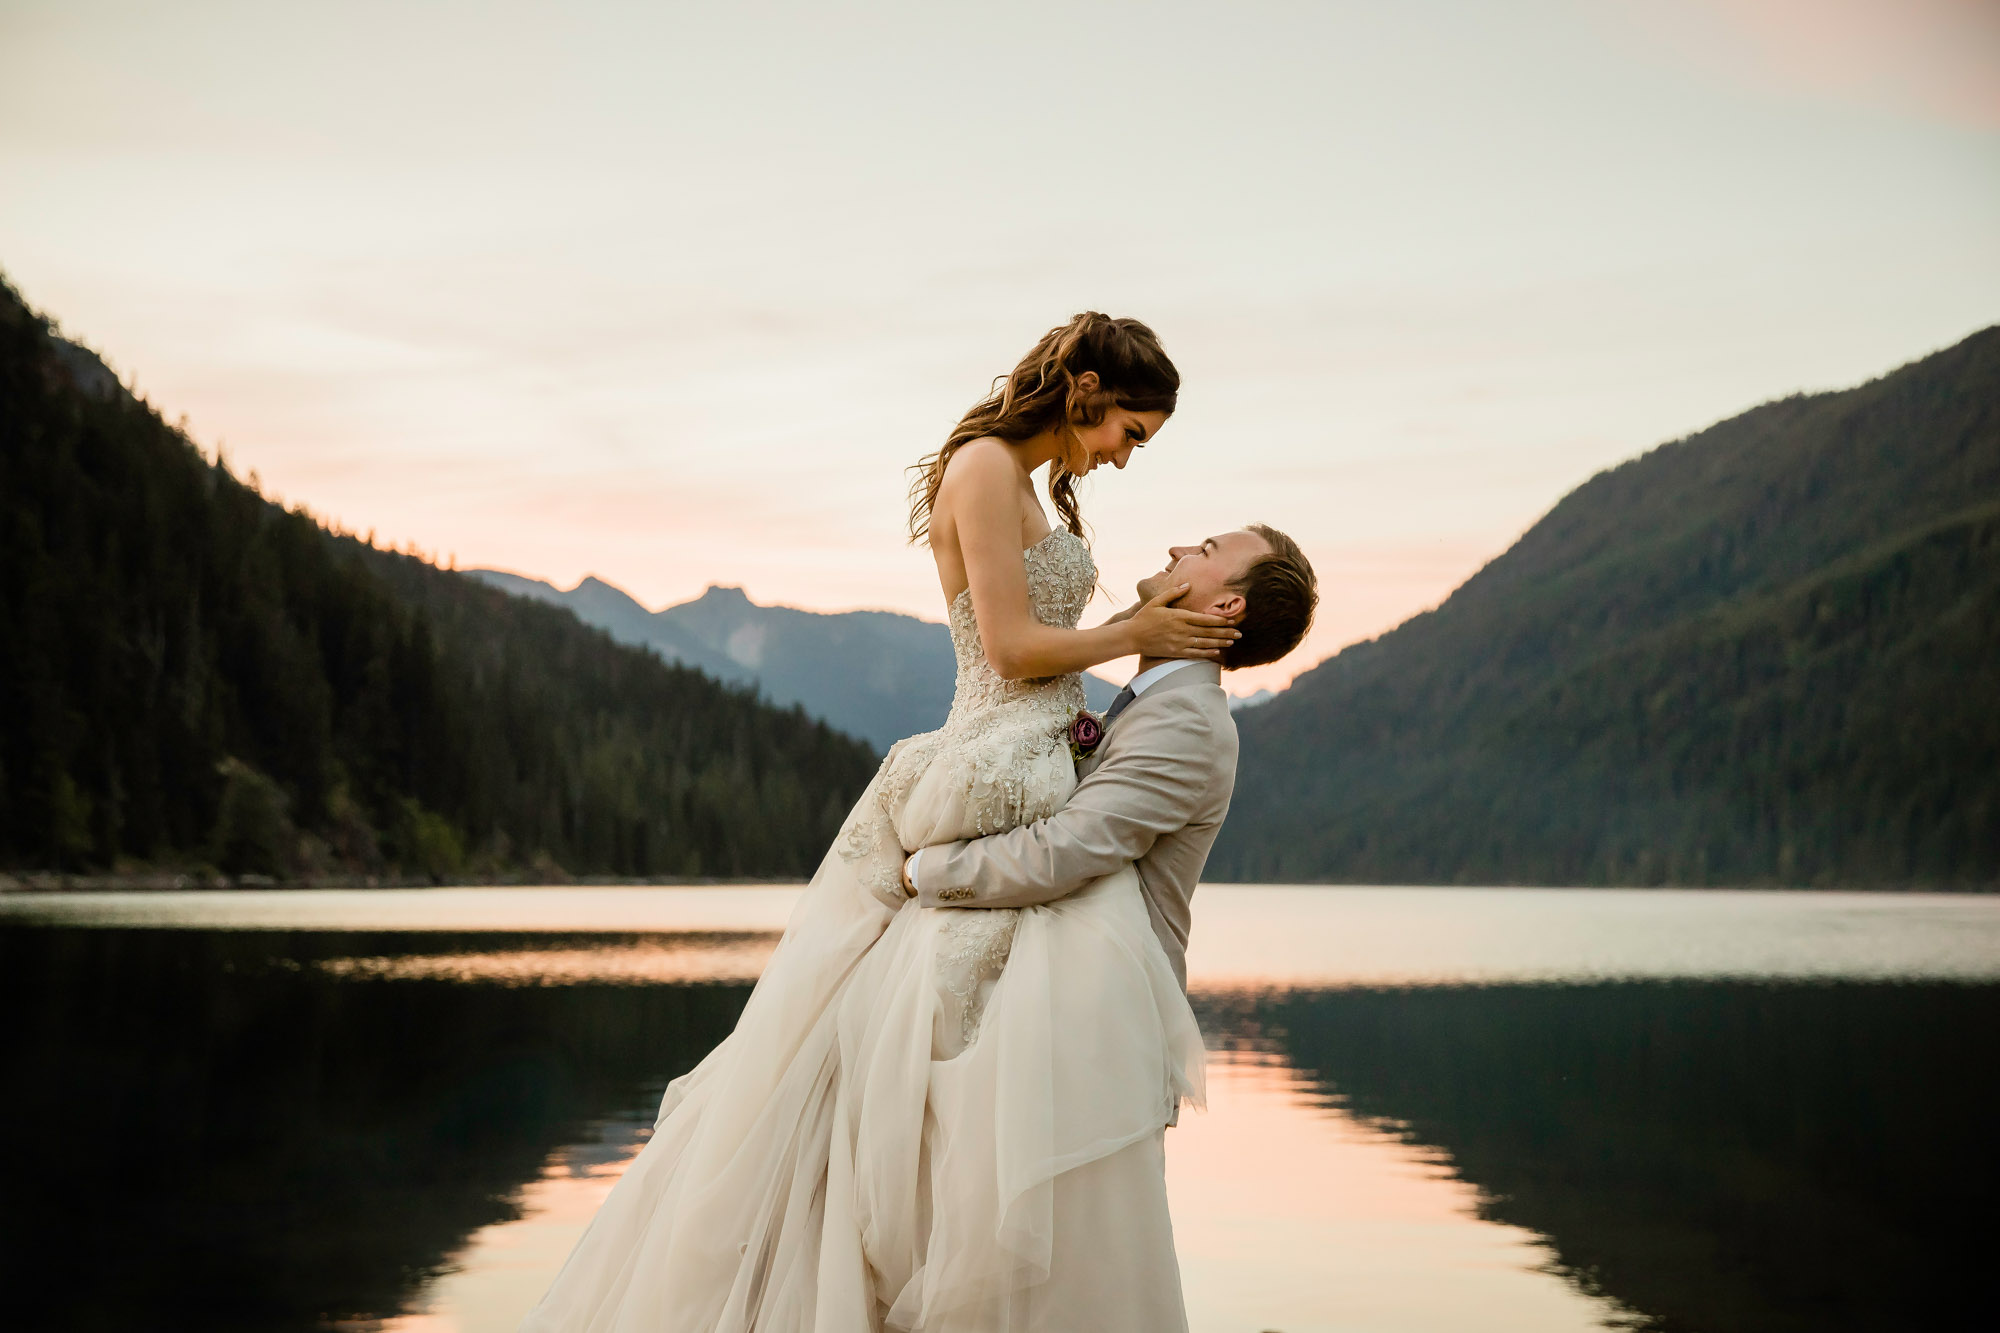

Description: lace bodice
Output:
[942,528,1095,728]
[840,527,1097,860]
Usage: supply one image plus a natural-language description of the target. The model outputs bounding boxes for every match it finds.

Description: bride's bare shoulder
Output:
[936,437,1022,508]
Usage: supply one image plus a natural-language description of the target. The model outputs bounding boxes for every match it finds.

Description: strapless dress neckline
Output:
[946,527,1081,616]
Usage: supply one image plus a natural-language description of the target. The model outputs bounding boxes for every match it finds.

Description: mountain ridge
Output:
[467,570,1121,751]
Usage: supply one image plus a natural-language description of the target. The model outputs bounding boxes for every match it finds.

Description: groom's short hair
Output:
[1222,524,1317,670]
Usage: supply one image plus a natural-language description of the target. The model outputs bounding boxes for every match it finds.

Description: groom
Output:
[898,523,1318,993]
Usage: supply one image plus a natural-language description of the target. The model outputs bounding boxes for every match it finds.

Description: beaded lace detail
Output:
[835,529,1097,1051]
[933,909,1021,1053]
[943,529,1094,726]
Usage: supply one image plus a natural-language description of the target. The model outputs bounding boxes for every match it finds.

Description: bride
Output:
[522,313,1236,1332]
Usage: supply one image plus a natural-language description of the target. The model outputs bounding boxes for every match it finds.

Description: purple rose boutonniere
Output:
[1068,709,1105,762]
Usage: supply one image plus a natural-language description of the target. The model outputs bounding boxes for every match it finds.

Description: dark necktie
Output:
[1103,684,1138,724]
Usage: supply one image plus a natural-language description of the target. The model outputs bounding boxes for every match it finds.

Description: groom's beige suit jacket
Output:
[915,661,1238,991]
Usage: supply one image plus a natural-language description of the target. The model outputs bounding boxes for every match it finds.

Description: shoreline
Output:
[0,871,809,893]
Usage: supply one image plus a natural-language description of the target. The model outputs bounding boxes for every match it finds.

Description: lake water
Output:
[2,885,1994,1332]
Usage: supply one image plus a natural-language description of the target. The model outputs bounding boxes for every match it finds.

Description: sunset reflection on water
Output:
[317,933,780,987]
[369,1046,1629,1333]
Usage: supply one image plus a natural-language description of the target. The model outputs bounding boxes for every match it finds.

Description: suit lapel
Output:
[1077,662,1223,778]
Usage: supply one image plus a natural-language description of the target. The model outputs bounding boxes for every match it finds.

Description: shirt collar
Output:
[1128,658,1199,697]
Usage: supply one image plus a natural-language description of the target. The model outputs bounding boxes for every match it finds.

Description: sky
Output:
[2,0,1996,694]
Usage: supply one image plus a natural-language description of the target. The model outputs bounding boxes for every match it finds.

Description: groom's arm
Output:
[912,691,1217,911]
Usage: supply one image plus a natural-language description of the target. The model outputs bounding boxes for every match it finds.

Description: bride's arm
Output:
[949,447,1238,681]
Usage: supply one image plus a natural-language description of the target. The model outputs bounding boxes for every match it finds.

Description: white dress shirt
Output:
[903,659,1201,895]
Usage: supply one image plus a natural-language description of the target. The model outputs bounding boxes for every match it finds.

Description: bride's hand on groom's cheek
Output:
[1130,586,1242,661]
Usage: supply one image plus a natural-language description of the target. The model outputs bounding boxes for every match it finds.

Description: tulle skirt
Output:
[521,720,1206,1333]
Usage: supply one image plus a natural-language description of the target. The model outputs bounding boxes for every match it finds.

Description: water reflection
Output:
[0,927,749,1333]
[382,1048,1628,1333]
[1168,1051,1629,1333]
[318,932,778,986]
[1,892,1993,1332]
[1233,982,2000,1333]
[363,1114,657,1333]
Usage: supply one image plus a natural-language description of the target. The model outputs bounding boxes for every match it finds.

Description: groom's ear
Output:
[1209,590,1247,622]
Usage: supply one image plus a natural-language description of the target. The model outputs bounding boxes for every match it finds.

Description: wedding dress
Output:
[521,529,1206,1333]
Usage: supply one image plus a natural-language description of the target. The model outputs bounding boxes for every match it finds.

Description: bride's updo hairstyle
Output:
[908,312,1179,544]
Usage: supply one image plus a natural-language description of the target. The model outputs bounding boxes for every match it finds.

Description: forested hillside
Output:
[1213,326,2000,887]
[0,276,876,880]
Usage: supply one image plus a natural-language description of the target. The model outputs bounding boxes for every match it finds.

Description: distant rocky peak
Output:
[568,576,650,614]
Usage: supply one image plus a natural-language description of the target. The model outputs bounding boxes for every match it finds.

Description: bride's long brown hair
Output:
[907,312,1179,545]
